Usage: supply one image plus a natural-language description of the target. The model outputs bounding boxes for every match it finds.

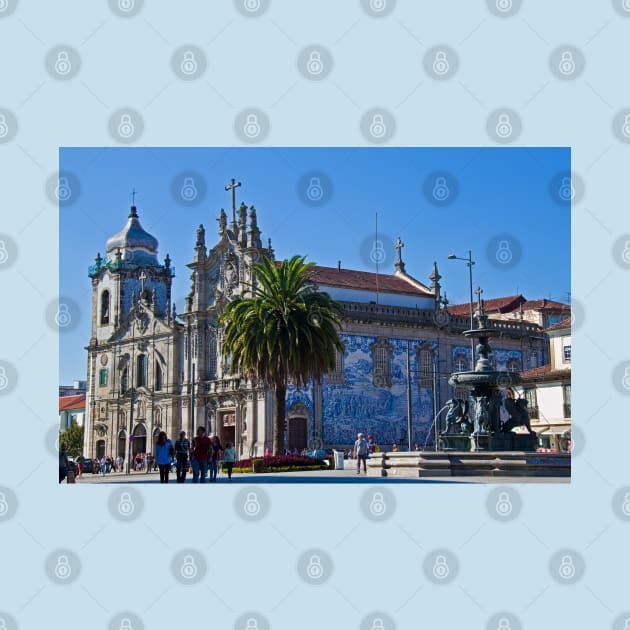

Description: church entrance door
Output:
[132,424,147,455]
[219,411,236,449]
[96,440,105,460]
[288,417,307,452]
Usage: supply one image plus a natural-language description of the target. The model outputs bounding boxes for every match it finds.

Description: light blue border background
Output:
[0,2,628,629]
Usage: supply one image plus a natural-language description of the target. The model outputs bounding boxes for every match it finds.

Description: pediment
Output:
[110,302,174,343]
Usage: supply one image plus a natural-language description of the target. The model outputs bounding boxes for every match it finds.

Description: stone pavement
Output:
[69,466,568,484]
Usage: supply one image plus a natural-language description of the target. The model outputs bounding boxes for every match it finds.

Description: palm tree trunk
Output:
[273,383,286,455]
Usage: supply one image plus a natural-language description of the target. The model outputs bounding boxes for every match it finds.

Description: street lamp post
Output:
[447,250,476,364]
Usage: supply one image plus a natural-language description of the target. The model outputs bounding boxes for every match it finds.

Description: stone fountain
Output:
[441,292,537,452]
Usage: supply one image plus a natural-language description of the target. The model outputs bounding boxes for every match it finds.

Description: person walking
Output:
[354,432,369,475]
[154,431,174,484]
[367,434,376,454]
[191,426,212,483]
[222,442,236,480]
[59,444,68,483]
[76,454,84,478]
[174,431,191,483]
[209,435,222,482]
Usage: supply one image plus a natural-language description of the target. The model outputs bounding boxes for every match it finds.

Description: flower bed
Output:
[220,454,328,474]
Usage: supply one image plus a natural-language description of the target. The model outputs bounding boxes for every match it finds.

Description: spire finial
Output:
[394,236,405,273]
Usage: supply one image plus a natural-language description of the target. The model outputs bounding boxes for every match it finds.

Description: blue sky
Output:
[59,147,570,384]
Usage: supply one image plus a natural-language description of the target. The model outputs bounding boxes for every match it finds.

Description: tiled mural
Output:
[285,334,526,449]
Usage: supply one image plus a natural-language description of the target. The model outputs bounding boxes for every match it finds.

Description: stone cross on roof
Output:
[224,178,241,227]
[139,270,147,294]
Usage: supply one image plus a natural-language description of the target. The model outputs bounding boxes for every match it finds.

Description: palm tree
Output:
[219,255,344,455]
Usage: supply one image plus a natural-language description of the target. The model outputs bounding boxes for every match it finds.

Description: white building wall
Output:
[319,285,434,309]
[536,383,565,423]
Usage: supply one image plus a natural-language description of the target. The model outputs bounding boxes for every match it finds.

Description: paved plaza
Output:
[70,467,568,485]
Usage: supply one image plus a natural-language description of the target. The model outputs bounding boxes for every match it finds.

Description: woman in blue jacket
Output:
[154,431,174,484]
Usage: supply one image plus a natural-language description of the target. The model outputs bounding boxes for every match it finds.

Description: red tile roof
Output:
[59,394,86,412]
[546,317,571,332]
[447,295,570,317]
[520,364,552,378]
[309,265,433,297]
[521,299,570,311]
[447,295,525,316]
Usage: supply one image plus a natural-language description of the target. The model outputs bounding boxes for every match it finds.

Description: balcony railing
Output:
[88,259,175,277]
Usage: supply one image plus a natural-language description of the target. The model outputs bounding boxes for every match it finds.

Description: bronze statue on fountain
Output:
[441,288,538,452]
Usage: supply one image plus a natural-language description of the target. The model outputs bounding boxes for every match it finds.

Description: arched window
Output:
[121,367,128,393]
[454,354,468,372]
[137,354,147,387]
[100,290,110,324]
[155,361,162,391]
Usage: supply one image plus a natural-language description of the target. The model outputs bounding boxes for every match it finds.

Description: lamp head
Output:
[447,254,457,260]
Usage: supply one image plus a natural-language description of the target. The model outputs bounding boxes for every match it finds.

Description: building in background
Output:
[83,183,563,459]
[518,317,571,450]
[59,393,86,432]
[59,380,86,397]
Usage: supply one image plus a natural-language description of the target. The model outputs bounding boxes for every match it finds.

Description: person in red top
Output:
[191,426,213,483]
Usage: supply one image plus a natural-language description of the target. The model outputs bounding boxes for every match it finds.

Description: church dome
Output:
[106,206,159,265]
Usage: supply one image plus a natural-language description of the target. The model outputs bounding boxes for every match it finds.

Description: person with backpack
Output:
[209,435,222,482]
[354,432,369,474]
[191,426,212,483]
[174,430,191,483]
[154,431,174,483]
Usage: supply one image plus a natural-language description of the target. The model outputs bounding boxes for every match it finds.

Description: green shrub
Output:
[252,458,264,473]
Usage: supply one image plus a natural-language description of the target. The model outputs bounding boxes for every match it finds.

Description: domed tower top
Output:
[105,205,159,266]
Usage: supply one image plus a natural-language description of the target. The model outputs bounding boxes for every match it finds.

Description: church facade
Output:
[83,182,551,460]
